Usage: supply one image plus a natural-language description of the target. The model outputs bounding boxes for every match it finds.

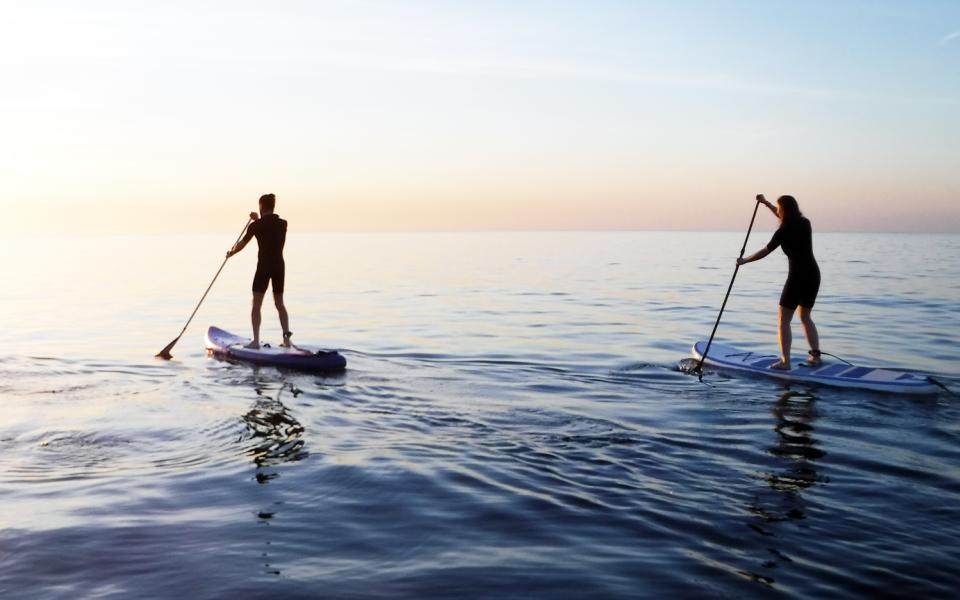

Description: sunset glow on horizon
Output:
[2,1,958,235]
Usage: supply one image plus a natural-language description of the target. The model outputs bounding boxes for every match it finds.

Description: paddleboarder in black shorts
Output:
[737,194,821,370]
[226,193,291,349]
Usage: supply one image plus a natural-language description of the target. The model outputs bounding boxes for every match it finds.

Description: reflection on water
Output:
[768,390,825,496]
[239,381,309,578]
[742,389,826,587]
[242,383,307,479]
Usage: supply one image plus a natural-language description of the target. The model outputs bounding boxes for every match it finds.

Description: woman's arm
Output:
[757,194,779,218]
[737,246,772,266]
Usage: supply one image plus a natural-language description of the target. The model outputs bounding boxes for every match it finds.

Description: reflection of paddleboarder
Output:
[226,194,291,349]
[737,195,821,370]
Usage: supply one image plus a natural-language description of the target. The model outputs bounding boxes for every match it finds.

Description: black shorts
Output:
[780,263,820,310]
[253,260,285,294]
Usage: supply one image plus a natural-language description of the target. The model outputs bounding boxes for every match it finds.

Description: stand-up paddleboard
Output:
[692,341,938,395]
[206,326,346,372]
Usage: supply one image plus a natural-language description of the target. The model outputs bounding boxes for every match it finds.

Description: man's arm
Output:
[226,213,259,257]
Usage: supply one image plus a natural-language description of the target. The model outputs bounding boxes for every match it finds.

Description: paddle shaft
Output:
[696,199,762,378]
[156,218,252,358]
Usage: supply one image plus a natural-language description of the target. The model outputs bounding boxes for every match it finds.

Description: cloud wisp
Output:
[940,30,960,45]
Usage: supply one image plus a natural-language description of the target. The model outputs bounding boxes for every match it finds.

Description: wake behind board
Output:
[692,341,938,395]
[206,326,346,372]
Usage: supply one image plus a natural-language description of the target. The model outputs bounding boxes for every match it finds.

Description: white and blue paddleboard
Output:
[205,326,346,372]
[692,341,938,395]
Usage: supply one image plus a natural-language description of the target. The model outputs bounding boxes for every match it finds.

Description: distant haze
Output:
[2,1,958,235]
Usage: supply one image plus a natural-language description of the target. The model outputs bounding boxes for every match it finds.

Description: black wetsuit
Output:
[765,217,820,309]
[242,214,287,294]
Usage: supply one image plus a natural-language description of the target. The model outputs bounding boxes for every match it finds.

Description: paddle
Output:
[156,218,252,360]
[693,197,762,380]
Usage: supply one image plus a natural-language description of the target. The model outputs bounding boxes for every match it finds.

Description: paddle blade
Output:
[156,337,179,360]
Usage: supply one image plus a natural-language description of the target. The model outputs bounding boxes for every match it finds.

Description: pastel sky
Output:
[2,1,958,235]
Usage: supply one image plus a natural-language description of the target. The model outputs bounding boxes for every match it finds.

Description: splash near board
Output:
[692,341,937,395]
[206,326,346,372]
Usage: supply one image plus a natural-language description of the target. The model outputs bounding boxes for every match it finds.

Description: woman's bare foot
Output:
[805,356,822,367]
[244,340,260,349]
[770,358,792,371]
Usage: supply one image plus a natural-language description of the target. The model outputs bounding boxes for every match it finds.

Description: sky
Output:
[1,0,958,235]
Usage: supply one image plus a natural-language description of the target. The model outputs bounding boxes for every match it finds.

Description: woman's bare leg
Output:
[774,306,795,369]
[798,306,820,363]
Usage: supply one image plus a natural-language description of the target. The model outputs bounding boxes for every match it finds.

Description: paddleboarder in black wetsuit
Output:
[737,194,822,370]
[226,193,291,349]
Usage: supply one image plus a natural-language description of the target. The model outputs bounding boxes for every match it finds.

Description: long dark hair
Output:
[777,195,803,224]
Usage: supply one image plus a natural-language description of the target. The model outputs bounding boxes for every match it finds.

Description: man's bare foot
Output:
[281,332,292,348]
[770,359,792,371]
[805,356,822,367]
[244,340,260,349]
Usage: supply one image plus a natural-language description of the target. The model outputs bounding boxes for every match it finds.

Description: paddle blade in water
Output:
[156,337,179,360]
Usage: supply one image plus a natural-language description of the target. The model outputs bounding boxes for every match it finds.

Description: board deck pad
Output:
[206,326,346,372]
[692,341,937,395]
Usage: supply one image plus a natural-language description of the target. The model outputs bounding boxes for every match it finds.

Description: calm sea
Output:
[1,231,958,598]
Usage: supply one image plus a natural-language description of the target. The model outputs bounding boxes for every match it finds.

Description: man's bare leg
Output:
[247,292,265,348]
[274,292,291,347]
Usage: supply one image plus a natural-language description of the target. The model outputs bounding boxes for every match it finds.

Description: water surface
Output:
[1,232,958,598]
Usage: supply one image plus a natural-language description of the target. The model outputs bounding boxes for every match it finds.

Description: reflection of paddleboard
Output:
[205,326,346,372]
[692,341,938,395]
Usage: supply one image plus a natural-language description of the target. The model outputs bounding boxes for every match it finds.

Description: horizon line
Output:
[3,228,958,240]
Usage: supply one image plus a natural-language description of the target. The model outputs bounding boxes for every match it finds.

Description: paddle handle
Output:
[158,218,252,357]
[696,199,762,377]
[179,218,252,336]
